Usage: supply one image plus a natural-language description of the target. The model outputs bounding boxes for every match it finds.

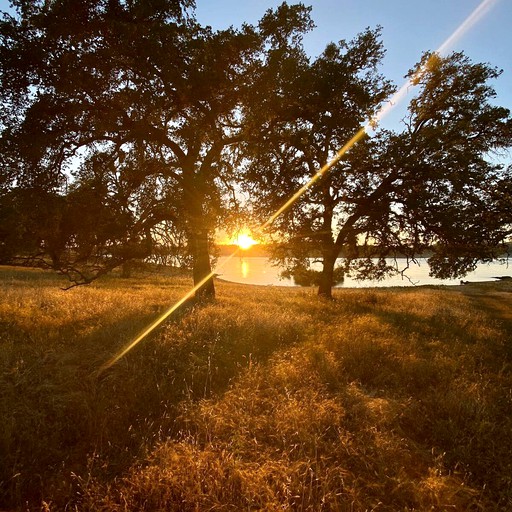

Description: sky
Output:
[194,0,512,132]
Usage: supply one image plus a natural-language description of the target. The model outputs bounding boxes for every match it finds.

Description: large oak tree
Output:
[245,47,512,297]
[0,0,313,298]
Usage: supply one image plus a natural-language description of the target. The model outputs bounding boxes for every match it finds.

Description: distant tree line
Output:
[1,0,511,299]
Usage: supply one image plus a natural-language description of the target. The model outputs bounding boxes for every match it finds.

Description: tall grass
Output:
[1,266,511,510]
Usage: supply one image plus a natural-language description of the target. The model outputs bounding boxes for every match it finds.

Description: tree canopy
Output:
[1,1,511,298]
[244,46,512,297]
[0,0,314,297]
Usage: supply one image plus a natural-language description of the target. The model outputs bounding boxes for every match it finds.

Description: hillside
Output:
[216,243,272,257]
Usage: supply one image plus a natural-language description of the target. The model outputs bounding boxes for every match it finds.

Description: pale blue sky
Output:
[1,0,511,133]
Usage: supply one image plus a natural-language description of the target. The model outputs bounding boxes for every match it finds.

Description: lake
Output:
[215,256,511,288]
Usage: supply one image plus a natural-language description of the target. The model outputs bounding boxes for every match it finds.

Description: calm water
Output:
[215,256,511,288]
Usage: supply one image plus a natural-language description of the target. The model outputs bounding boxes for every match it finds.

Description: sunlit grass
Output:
[1,266,511,510]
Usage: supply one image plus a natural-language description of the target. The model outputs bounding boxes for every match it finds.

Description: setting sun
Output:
[236,232,258,250]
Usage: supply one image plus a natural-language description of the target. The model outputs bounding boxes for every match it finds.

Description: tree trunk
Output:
[318,252,336,298]
[318,189,337,298]
[190,231,215,301]
[183,165,215,302]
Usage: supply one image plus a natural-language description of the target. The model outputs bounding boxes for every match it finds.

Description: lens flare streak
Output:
[98,0,498,373]
[371,0,499,127]
[260,129,368,230]
[98,250,240,373]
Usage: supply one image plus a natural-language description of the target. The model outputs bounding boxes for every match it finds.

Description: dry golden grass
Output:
[1,266,511,511]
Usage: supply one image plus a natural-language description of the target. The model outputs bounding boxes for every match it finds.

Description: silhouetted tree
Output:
[0,0,314,298]
[0,0,198,284]
[243,27,394,295]
[244,47,512,297]
[0,187,67,265]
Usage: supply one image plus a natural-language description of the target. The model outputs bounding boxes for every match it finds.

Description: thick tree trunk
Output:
[190,231,215,301]
[183,164,215,302]
[318,188,337,299]
[318,252,336,299]
[49,251,61,269]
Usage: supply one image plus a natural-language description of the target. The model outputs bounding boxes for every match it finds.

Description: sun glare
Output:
[236,232,257,250]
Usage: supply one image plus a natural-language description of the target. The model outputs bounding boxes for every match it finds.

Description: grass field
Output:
[1,265,511,511]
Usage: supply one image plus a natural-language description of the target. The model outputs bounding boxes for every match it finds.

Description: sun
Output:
[235,231,257,250]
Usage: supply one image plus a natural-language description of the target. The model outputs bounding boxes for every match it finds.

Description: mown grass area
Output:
[1,265,511,511]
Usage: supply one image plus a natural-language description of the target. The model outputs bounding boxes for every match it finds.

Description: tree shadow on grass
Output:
[1,287,307,510]
[3,280,511,510]
[323,288,512,508]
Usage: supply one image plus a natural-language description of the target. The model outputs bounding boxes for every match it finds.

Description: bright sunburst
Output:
[236,232,257,250]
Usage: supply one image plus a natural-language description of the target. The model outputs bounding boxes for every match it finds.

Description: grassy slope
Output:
[0,266,511,511]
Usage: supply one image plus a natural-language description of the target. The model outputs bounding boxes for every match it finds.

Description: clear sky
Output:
[194,0,512,132]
